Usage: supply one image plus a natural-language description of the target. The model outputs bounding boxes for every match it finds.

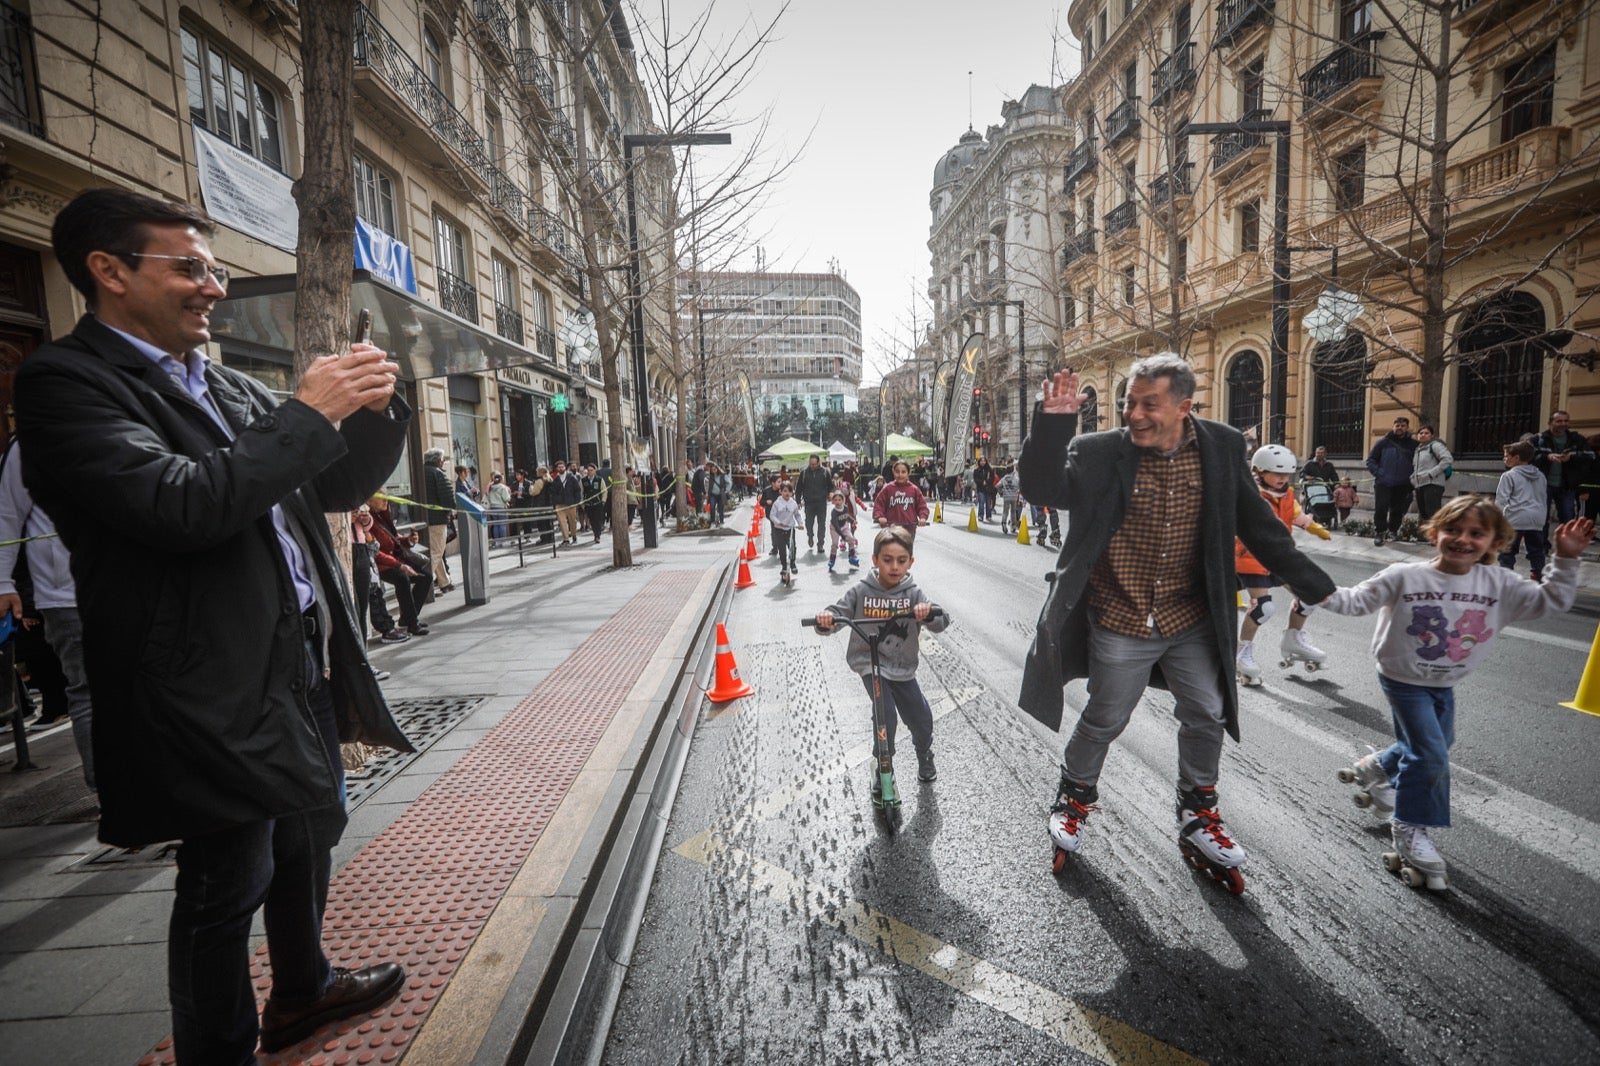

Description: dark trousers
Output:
[772,526,797,570]
[352,543,396,635]
[1499,529,1548,574]
[1549,487,1578,525]
[1415,484,1445,524]
[169,660,345,1065]
[861,674,934,758]
[585,504,607,541]
[1373,483,1413,534]
[380,565,430,629]
[803,498,827,544]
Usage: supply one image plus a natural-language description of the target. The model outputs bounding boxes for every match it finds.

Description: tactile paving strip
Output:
[138,569,706,1065]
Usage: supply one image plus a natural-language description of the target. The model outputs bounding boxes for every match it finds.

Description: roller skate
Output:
[1279,628,1326,672]
[848,553,859,569]
[1236,641,1263,686]
[1177,786,1247,895]
[780,568,792,587]
[828,556,836,572]
[1336,746,1395,819]
[1384,820,1448,891]
[1047,780,1099,874]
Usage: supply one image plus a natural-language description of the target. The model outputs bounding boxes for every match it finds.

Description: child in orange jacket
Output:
[1236,445,1333,684]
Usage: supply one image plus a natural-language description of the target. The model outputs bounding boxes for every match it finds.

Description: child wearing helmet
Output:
[1236,444,1333,683]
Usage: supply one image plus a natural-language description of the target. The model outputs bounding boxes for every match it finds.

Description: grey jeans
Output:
[39,606,94,790]
[1062,622,1227,792]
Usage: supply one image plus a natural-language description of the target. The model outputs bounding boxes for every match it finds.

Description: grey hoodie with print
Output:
[822,570,949,680]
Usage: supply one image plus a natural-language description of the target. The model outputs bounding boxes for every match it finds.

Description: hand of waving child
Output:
[815,609,834,631]
[1552,517,1595,558]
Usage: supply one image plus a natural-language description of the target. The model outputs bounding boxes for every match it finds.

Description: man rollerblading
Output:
[1177,786,1247,894]
[1337,747,1395,818]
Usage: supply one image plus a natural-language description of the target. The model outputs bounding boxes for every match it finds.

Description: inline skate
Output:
[1177,786,1247,895]
[1048,781,1099,874]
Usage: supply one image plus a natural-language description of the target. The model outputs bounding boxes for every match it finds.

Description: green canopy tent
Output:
[757,436,828,470]
[883,433,935,459]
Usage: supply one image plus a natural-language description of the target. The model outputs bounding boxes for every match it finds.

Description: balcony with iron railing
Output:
[513,49,555,103]
[535,324,557,360]
[1211,108,1272,177]
[1,0,43,137]
[472,0,513,60]
[530,205,568,261]
[1150,163,1195,208]
[1105,200,1138,237]
[438,269,480,322]
[1061,230,1097,269]
[1301,32,1385,113]
[495,303,525,344]
[1455,0,1541,30]
[544,111,576,156]
[1151,43,1196,107]
[1106,98,1141,146]
[1064,139,1098,188]
[487,164,529,229]
[353,4,489,189]
[1214,0,1274,47]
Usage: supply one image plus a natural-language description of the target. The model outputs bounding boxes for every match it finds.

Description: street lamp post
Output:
[624,131,732,547]
[975,299,1026,451]
[1179,118,1291,445]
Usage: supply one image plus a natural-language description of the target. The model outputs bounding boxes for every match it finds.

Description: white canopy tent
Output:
[827,440,857,463]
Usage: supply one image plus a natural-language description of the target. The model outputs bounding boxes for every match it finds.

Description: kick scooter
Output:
[802,607,945,834]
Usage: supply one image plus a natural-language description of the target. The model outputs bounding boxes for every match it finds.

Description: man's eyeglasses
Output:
[120,253,230,290]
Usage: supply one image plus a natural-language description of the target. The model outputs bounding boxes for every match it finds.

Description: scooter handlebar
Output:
[800,607,945,630]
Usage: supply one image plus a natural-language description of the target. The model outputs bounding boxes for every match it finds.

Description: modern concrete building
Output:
[920,84,1074,465]
[1050,0,1600,471]
[0,0,676,512]
[680,269,862,457]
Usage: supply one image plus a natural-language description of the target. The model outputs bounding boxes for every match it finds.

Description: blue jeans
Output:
[1499,529,1547,574]
[169,664,346,1065]
[1376,674,1455,827]
[1548,486,1578,525]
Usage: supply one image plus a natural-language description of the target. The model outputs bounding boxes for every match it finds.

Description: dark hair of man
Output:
[52,188,215,306]
[1127,352,1196,402]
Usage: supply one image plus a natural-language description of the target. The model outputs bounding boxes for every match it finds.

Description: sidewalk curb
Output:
[507,558,735,1065]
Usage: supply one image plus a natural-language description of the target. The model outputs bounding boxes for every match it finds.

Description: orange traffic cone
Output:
[706,623,754,701]
[734,558,756,589]
[740,537,756,561]
[754,503,764,520]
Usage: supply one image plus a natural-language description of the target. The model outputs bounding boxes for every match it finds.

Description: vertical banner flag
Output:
[737,372,757,447]
[943,333,984,481]
[931,366,950,443]
[878,382,888,466]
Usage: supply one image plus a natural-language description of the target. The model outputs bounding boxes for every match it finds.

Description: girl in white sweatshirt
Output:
[1318,495,1592,889]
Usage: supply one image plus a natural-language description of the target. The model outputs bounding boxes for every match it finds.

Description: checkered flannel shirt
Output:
[1087,418,1206,638]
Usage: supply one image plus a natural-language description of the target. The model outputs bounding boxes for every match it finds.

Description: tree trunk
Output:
[1418,10,1454,425]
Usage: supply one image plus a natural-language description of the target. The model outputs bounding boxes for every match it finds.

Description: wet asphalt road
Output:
[603,504,1600,1066]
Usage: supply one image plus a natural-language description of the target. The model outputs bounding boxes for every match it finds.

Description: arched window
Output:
[1455,290,1544,458]
[1226,350,1264,437]
[1311,334,1366,456]
[1080,386,1100,432]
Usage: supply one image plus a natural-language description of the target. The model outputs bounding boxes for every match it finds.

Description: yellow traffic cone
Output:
[1562,620,1600,717]
[933,501,943,524]
[1017,513,1031,545]
[967,506,978,533]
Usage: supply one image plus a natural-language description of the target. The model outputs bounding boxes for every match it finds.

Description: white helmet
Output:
[1250,444,1298,474]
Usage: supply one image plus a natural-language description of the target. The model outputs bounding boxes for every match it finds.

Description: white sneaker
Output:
[1391,820,1446,877]
[1178,789,1248,868]
[1236,641,1262,684]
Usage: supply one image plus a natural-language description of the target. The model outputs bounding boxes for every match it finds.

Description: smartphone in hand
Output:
[355,308,372,347]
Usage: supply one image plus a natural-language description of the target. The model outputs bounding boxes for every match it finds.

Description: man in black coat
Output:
[1018,354,1334,878]
[795,454,833,550]
[17,189,411,1062]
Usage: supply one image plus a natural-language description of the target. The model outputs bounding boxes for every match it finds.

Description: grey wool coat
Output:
[1016,411,1337,739]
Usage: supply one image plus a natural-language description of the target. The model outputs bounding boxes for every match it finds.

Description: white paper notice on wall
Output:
[192,128,298,253]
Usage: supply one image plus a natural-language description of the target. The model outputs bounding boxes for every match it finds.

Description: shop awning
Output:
[209,269,569,385]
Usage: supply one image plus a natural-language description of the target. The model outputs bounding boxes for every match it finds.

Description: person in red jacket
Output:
[872,461,930,533]
[368,495,431,636]
[1235,445,1331,683]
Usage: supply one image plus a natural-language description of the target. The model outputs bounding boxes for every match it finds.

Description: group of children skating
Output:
[1230,441,1589,889]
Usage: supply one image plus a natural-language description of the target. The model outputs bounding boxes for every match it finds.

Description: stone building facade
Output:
[0,0,675,514]
[1049,0,1600,476]
[919,84,1074,466]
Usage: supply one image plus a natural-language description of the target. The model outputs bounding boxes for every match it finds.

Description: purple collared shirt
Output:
[105,323,317,612]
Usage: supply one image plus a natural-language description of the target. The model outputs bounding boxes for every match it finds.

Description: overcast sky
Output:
[684,0,1077,385]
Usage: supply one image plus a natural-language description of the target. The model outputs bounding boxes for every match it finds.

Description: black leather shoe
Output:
[259,963,405,1052]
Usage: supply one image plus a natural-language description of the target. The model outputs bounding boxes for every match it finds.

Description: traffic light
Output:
[972,423,982,438]
[973,388,983,398]
[981,431,991,442]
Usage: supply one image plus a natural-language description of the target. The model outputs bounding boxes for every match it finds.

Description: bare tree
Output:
[1276,0,1600,433]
